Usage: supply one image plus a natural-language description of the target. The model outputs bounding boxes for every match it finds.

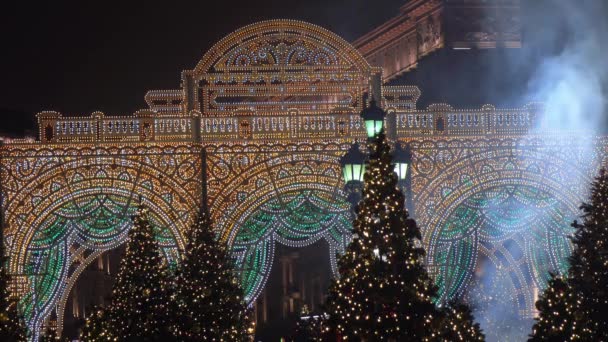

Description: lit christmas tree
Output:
[173,209,252,341]
[531,169,608,340]
[292,305,324,342]
[38,325,60,342]
[438,301,484,341]
[80,306,109,341]
[529,274,579,341]
[0,205,28,341]
[324,130,441,340]
[81,205,174,341]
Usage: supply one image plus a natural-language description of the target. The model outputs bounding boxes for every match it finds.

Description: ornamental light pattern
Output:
[0,19,605,336]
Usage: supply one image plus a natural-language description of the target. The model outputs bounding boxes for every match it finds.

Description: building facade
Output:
[354,0,521,81]
[0,11,605,339]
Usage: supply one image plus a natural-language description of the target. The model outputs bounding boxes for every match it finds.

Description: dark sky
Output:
[3,0,606,136]
[0,0,403,131]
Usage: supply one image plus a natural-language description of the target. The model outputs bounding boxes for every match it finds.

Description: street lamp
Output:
[341,143,366,184]
[392,143,414,217]
[392,143,411,182]
[360,98,386,139]
[340,143,366,215]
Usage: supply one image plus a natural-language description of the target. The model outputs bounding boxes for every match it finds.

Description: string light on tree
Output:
[173,209,253,341]
[531,168,608,340]
[81,204,175,341]
[325,99,482,340]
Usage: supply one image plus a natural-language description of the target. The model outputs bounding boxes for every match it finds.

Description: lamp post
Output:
[360,98,385,140]
[392,143,414,218]
[340,98,389,236]
[340,143,366,216]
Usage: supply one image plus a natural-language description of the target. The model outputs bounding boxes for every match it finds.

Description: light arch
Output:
[193,19,372,76]
[411,140,590,317]
[0,144,203,333]
[55,248,104,336]
[205,146,353,302]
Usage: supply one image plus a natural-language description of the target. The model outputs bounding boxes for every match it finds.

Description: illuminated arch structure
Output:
[0,144,203,336]
[0,20,606,337]
[409,134,606,319]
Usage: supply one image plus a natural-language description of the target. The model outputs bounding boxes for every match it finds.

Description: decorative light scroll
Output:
[0,144,202,332]
[411,136,602,317]
[1,18,606,338]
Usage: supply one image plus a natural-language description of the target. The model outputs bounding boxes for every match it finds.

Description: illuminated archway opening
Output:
[428,181,577,335]
[16,191,183,338]
[229,189,351,304]
[253,241,332,340]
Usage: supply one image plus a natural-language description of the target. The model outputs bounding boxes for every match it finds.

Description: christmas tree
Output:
[567,168,608,340]
[0,202,28,342]
[81,205,174,341]
[79,306,109,341]
[531,169,608,340]
[292,305,324,342]
[529,274,579,341]
[324,131,440,340]
[438,301,484,341]
[38,325,61,342]
[173,209,252,341]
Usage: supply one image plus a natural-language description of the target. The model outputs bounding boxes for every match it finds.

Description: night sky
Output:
[0,0,403,134]
[2,0,606,136]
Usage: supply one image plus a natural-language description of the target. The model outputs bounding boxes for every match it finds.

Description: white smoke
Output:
[471,1,608,341]
[528,0,608,133]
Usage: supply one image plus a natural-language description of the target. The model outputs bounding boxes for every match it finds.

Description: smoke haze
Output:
[471,1,608,340]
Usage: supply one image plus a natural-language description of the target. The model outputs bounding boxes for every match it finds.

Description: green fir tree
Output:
[530,169,608,340]
[80,306,110,341]
[324,131,440,341]
[529,274,579,341]
[38,325,62,342]
[173,210,252,341]
[438,301,484,341]
[292,305,324,342]
[81,205,174,341]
